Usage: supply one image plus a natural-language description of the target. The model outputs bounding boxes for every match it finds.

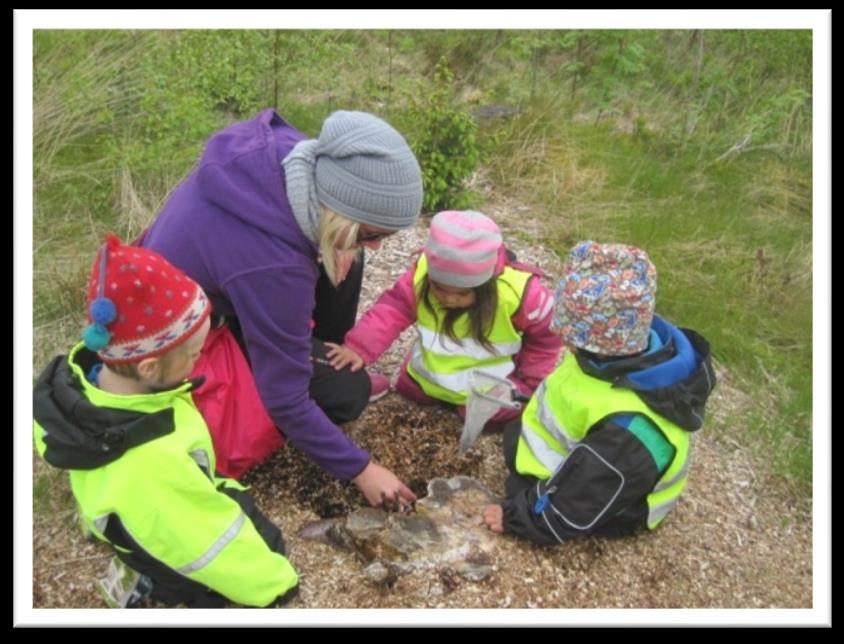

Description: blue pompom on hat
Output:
[89,297,117,326]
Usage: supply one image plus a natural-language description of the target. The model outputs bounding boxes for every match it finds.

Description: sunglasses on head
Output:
[356,228,392,244]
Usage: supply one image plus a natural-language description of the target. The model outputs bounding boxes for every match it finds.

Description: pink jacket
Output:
[344,250,563,392]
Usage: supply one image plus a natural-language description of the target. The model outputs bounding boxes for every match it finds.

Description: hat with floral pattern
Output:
[551,241,657,356]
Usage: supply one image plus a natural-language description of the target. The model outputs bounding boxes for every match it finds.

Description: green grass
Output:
[487,119,812,493]
[31,29,814,498]
[33,457,75,518]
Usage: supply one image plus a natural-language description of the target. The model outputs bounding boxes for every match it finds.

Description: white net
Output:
[459,371,522,455]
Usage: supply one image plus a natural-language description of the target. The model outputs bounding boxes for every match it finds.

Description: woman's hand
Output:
[324,342,365,372]
[352,461,417,508]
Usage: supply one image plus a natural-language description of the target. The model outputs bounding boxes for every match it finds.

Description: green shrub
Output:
[403,59,481,213]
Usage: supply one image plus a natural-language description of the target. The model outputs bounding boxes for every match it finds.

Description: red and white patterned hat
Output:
[83,234,210,364]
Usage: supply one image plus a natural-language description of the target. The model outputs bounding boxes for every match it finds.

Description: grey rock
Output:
[299,476,502,586]
[472,105,521,121]
[363,561,398,586]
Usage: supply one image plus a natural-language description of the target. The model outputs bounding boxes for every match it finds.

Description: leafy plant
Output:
[403,59,481,213]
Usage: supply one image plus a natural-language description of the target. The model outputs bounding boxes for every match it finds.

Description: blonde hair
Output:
[318,208,361,286]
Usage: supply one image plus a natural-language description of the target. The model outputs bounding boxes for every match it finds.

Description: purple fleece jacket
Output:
[141,109,370,480]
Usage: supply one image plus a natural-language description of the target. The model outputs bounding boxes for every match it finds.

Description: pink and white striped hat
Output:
[424,210,503,288]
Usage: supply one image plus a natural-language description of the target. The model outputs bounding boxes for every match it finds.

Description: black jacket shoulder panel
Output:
[576,327,716,432]
[33,355,175,470]
[627,329,716,431]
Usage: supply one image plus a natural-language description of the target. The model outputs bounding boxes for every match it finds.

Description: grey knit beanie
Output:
[314,111,423,230]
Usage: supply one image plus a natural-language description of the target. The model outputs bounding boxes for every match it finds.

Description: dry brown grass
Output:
[34,32,146,187]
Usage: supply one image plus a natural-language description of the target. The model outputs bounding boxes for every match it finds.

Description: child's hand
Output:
[324,342,365,371]
[482,504,504,533]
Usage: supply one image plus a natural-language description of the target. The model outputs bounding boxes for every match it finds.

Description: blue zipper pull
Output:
[533,485,557,514]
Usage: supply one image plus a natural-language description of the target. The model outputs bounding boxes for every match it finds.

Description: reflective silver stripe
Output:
[534,382,580,452]
[178,512,246,575]
[93,515,109,534]
[410,344,514,393]
[702,359,714,394]
[416,325,522,360]
[547,444,625,530]
[537,481,566,544]
[409,342,425,374]
[190,449,212,478]
[648,498,678,526]
[541,512,565,544]
[520,425,565,473]
[653,456,690,493]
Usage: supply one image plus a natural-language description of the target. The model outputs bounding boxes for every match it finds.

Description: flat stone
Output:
[299,476,502,587]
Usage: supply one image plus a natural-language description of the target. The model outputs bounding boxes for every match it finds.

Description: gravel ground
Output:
[31,216,814,621]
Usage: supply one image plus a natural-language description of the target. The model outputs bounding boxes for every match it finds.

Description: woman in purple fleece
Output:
[141,109,423,508]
